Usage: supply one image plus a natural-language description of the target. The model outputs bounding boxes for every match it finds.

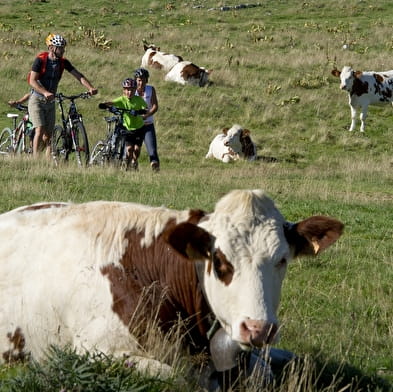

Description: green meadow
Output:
[0,0,392,390]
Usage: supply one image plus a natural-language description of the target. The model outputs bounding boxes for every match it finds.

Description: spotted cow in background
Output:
[205,124,257,163]
[164,61,211,87]
[141,44,183,72]
[332,66,393,132]
[0,190,343,388]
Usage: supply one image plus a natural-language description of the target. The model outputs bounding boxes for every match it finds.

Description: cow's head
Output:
[198,67,212,87]
[331,66,363,91]
[143,44,160,52]
[222,125,244,154]
[165,189,343,349]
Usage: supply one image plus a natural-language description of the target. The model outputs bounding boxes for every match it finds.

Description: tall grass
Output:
[0,0,392,390]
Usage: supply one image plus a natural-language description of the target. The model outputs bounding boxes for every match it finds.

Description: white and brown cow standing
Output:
[206,124,257,163]
[332,66,393,132]
[0,190,343,387]
[141,44,183,73]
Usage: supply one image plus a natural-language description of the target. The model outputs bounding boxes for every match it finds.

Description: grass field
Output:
[0,0,392,390]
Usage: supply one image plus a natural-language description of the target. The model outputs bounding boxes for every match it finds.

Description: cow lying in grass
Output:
[141,44,183,72]
[141,44,211,87]
[205,124,257,163]
[164,61,212,87]
[0,190,343,389]
[332,65,393,132]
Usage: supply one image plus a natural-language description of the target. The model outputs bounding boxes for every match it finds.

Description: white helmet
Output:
[46,34,67,47]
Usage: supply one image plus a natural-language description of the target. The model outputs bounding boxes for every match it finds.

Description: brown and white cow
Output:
[332,66,393,132]
[164,60,211,87]
[0,190,343,385]
[205,124,257,163]
[141,44,183,72]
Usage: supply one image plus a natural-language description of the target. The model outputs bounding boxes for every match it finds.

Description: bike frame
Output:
[89,105,146,168]
[53,92,90,166]
[56,93,86,149]
[0,105,31,155]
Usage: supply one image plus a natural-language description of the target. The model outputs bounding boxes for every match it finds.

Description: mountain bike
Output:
[51,92,91,167]
[0,104,34,155]
[89,105,146,169]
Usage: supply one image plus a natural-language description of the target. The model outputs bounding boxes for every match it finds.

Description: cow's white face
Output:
[198,190,289,348]
[338,66,355,91]
[222,125,243,154]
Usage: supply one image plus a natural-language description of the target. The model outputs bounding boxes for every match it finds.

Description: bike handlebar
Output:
[56,92,92,101]
[15,104,28,112]
[98,104,147,116]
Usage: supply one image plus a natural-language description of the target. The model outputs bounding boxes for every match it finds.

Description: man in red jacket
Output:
[28,33,97,158]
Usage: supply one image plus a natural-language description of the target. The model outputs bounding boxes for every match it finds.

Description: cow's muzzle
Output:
[240,319,278,347]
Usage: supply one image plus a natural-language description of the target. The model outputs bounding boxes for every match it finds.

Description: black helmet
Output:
[122,78,137,89]
[134,68,150,81]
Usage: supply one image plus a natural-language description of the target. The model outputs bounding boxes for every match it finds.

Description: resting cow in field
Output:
[205,124,257,163]
[164,61,211,87]
[141,44,183,73]
[332,66,393,132]
[0,190,343,389]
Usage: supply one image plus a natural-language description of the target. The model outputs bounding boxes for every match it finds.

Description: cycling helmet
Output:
[122,78,137,89]
[134,68,150,81]
[46,33,67,47]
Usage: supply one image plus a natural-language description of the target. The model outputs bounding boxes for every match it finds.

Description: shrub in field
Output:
[0,345,178,392]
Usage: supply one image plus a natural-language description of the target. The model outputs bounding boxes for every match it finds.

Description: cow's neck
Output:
[101,228,212,351]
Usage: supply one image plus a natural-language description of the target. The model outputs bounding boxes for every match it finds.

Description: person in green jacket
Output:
[100,78,147,170]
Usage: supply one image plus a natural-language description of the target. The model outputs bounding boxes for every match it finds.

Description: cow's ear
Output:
[144,44,148,51]
[163,222,213,261]
[222,128,229,135]
[242,129,251,137]
[331,69,340,77]
[284,216,344,256]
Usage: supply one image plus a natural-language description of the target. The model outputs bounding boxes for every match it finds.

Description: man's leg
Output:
[33,126,44,156]
[144,124,160,170]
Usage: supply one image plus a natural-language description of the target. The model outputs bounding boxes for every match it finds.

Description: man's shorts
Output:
[28,94,56,133]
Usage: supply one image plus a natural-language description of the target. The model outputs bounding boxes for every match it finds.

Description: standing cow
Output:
[332,66,393,132]
[0,190,343,388]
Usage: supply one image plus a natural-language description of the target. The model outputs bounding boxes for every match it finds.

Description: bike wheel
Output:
[0,128,13,155]
[113,134,128,169]
[89,140,108,166]
[73,122,90,167]
[51,125,69,164]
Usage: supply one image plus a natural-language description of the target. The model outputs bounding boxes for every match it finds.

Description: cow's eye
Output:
[213,249,234,286]
[276,258,287,268]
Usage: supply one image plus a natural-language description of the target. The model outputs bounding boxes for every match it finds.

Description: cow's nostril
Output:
[240,320,278,347]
